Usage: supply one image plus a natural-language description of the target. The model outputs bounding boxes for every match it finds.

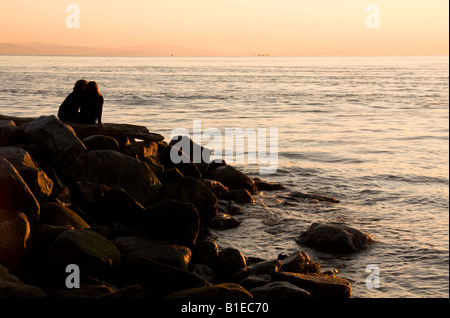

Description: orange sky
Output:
[0,0,448,56]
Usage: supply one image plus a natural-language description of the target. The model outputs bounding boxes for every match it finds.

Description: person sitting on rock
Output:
[80,81,104,128]
[57,79,88,123]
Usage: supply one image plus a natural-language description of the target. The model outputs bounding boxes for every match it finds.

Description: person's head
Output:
[86,81,100,95]
[74,79,88,92]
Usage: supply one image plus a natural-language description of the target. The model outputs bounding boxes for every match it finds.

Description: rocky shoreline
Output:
[0,114,374,299]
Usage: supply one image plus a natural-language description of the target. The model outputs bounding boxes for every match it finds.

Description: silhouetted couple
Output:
[58,79,104,127]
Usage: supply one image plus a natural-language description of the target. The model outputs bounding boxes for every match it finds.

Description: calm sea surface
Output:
[0,55,448,298]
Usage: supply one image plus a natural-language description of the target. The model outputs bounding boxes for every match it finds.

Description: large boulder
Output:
[206,165,257,194]
[274,272,352,299]
[169,135,211,176]
[0,209,31,274]
[142,200,200,246]
[74,150,162,207]
[69,182,145,227]
[161,144,202,179]
[112,236,191,270]
[0,157,40,222]
[0,264,46,298]
[121,257,210,298]
[216,247,247,280]
[47,229,121,281]
[159,177,218,229]
[38,202,90,229]
[280,251,321,274]
[0,120,18,147]
[0,147,54,200]
[296,222,374,253]
[81,135,120,152]
[20,115,86,171]
[249,281,312,299]
[166,283,253,299]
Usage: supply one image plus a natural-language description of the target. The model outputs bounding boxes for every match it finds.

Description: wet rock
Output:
[74,150,162,207]
[99,285,149,298]
[216,248,247,280]
[142,200,200,246]
[0,157,40,222]
[0,147,53,200]
[47,229,121,281]
[82,135,120,152]
[112,236,191,270]
[121,256,210,298]
[166,283,253,299]
[38,202,90,229]
[0,120,18,147]
[249,259,282,276]
[249,281,312,299]
[0,264,46,298]
[189,264,217,284]
[52,277,118,298]
[289,191,340,203]
[253,178,286,191]
[20,115,86,171]
[210,213,241,231]
[159,177,218,229]
[207,165,257,194]
[201,179,230,198]
[280,251,321,274]
[222,189,255,204]
[297,222,374,253]
[274,272,352,299]
[0,209,31,275]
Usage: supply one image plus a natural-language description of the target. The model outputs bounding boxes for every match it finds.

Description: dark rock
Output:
[169,135,210,176]
[222,189,255,204]
[0,209,31,275]
[207,165,257,194]
[191,240,220,268]
[20,115,86,172]
[121,141,164,179]
[0,157,40,222]
[296,222,374,253]
[74,150,162,207]
[82,135,120,152]
[253,178,286,191]
[112,236,191,270]
[249,259,282,276]
[210,213,241,231]
[38,202,90,229]
[274,272,352,299]
[280,251,321,274]
[159,177,218,229]
[53,277,118,298]
[161,167,184,184]
[289,191,340,203]
[0,264,46,298]
[121,256,210,298]
[217,248,247,280]
[249,281,312,299]
[201,179,230,198]
[99,285,149,298]
[0,120,18,147]
[142,200,200,246]
[165,283,253,299]
[161,144,201,179]
[0,147,54,200]
[47,229,121,281]
[188,264,217,284]
[239,274,272,290]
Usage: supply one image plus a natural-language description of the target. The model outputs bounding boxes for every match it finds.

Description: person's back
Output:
[58,80,88,123]
[80,81,104,126]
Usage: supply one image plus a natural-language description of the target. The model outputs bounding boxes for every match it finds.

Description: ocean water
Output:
[0,55,448,298]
